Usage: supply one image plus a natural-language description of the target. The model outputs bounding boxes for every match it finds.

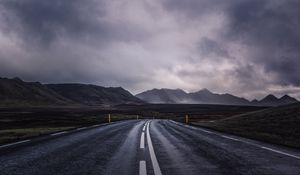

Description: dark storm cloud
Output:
[0,0,154,90]
[161,0,226,18]
[2,0,102,44]
[1,0,300,99]
[1,0,149,46]
[198,37,229,58]
[226,0,300,86]
[163,0,300,92]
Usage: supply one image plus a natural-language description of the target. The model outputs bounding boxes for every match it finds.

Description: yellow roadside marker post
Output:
[185,114,189,124]
[108,113,111,123]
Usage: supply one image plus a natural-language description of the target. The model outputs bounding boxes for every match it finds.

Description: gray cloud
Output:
[0,0,300,99]
[226,0,300,86]
[197,37,229,58]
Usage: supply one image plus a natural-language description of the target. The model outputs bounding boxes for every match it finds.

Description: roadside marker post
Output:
[185,114,189,124]
[137,115,139,120]
[108,113,111,123]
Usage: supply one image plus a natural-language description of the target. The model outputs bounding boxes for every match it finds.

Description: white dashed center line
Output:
[146,121,162,175]
[139,161,147,175]
[140,132,145,149]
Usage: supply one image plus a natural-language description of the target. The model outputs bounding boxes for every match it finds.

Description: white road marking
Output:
[143,125,146,132]
[140,132,145,149]
[147,121,150,128]
[146,121,162,175]
[170,120,300,160]
[51,131,67,136]
[221,135,239,141]
[198,128,213,134]
[261,146,300,160]
[76,127,87,130]
[139,161,147,175]
[0,139,30,149]
[92,124,100,127]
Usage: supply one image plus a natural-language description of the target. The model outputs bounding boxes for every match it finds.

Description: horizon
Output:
[1,0,300,100]
[1,76,298,101]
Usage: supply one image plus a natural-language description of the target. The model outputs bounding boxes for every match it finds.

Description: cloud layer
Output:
[1,0,300,100]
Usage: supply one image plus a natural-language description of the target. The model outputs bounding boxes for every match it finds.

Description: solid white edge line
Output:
[146,121,162,175]
[0,139,30,149]
[51,131,67,136]
[139,160,147,175]
[76,127,87,130]
[143,125,146,132]
[171,120,300,160]
[140,132,145,149]
[198,128,213,134]
[221,135,239,141]
[261,146,300,160]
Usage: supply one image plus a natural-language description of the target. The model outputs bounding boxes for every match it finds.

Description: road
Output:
[1,120,300,175]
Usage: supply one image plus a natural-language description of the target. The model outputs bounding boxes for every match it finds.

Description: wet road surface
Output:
[1,120,300,175]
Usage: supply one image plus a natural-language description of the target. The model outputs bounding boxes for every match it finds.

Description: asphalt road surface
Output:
[1,120,300,175]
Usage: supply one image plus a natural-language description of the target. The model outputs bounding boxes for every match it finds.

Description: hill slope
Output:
[46,84,143,106]
[0,77,143,106]
[0,77,72,106]
[135,88,188,103]
[196,103,300,148]
[188,89,250,105]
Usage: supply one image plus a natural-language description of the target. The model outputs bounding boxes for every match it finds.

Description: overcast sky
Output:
[1,0,300,100]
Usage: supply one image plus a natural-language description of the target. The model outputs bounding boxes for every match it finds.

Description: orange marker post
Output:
[185,114,189,124]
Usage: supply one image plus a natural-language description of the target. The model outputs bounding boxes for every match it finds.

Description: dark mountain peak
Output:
[195,88,213,94]
[279,94,298,103]
[263,94,278,100]
[280,94,290,99]
[136,88,187,104]
[12,77,23,82]
[257,94,280,106]
[280,94,295,100]
[251,99,259,103]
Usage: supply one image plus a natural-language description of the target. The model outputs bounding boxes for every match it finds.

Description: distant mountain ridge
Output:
[46,84,142,106]
[1,77,298,107]
[0,77,72,106]
[136,88,298,106]
[0,77,142,106]
[251,94,298,106]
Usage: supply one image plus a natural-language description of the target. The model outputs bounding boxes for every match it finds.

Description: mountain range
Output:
[0,77,142,106]
[136,88,298,106]
[0,77,298,107]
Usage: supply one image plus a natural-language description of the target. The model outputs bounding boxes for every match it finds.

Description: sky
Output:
[0,0,300,100]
